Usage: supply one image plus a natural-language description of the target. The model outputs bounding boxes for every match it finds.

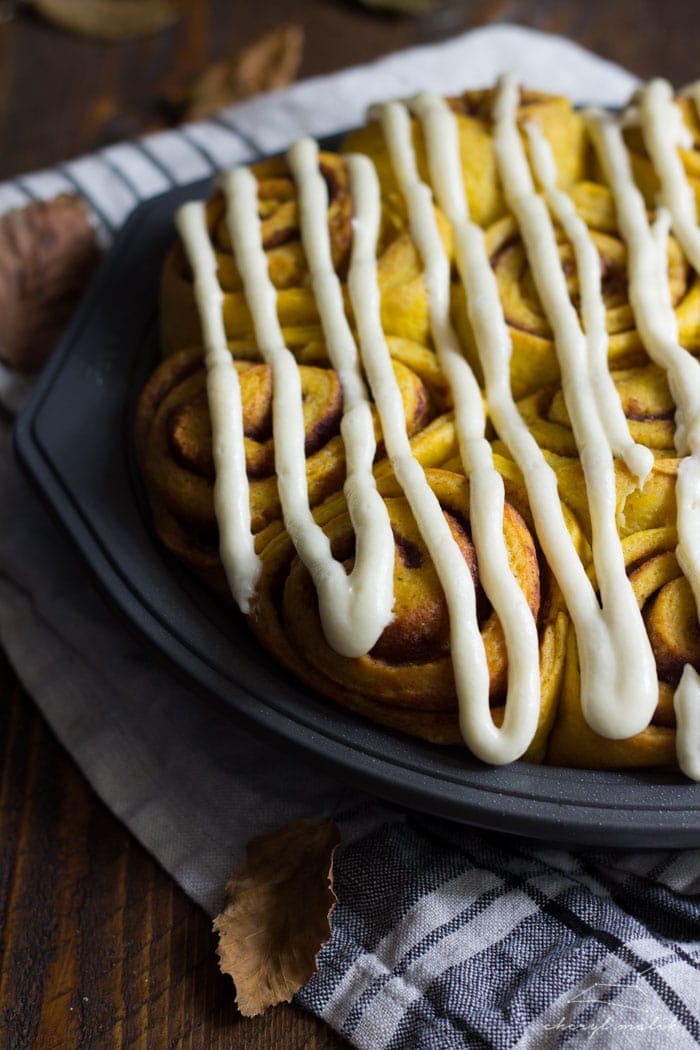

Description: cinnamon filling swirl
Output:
[137,77,700,778]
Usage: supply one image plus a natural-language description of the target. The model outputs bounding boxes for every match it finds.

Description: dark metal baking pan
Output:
[14,178,700,848]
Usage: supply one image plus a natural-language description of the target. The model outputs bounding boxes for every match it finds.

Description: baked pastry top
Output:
[136,75,700,777]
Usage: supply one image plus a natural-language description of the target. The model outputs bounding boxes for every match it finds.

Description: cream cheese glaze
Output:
[524,119,654,486]
[586,104,700,779]
[408,87,658,747]
[222,165,393,659]
[492,74,658,741]
[637,79,700,273]
[176,202,260,611]
[174,77,700,777]
[370,100,540,764]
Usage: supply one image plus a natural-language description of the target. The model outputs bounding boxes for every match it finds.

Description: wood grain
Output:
[1,1,699,1046]
[0,655,346,1049]
[1,0,697,181]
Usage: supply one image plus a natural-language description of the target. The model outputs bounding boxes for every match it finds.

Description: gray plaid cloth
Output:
[2,25,699,1049]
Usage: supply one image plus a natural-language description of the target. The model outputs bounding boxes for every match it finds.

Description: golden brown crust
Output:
[624,93,700,218]
[136,347,433,575]
[249,469,566,755]
[139,85,700,772]
[547,528,697,769]
[465,181,699,399]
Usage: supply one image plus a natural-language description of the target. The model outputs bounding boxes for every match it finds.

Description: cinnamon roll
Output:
[472,181,697,398]
[137,77,700,779]
[250,467,566,757]
[624,89,700,218]
[547,527,686,769]
[342,88,588,229]
[160,150,450,360]
[136,347,431,588]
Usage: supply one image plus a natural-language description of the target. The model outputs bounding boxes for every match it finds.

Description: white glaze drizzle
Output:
[650,207,700,623]
[637,79,700,272]
[491,74,658,740]
[586,106,700,778]
[175,201,260,611]
[176,76,700,777]
[286,138,395,640]
[371,101,540,764]
[222,166,393,658]
[675,665,700,781]
[524,120,653,486]
[586,111,700,586]
[347,152,507,762]
[411,89,660,746]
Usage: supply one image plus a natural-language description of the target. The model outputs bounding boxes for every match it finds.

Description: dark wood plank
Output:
[0,656,347,1049]
[3,0,699,180]
[0,0,412,179]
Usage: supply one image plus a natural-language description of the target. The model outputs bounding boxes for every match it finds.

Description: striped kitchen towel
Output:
[302,806,700,1047]
[2,23,700,1050]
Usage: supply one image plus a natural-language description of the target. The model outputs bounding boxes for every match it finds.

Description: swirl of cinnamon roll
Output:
[250,467,568,758]
[342,88,588,230]
[516,362,677,457]
[505,363,680,542]
[466,181,696,398]
[160,150,451,358]
[547,526,693,769]
[161,152,351,356]
[624,91,700,215]
[135,348,431,585]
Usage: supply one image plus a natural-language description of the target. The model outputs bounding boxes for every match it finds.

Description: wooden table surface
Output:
[2,1,699,1046]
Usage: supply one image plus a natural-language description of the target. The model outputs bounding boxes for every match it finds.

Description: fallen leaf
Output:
[31,0,181,41]
[166,24,304,124]
[0,195,101,372]
[213,817,340,1016]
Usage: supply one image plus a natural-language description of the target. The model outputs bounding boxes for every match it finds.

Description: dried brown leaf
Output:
[0,194,101,372]
[31,0,180,41]
[213,817,340,1017]
[167,24,304,124]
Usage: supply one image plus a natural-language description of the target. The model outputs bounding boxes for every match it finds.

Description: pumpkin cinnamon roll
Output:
[342,88,588,230]
[505,363,680,543]
[160,150,450,358]
[515,362,677,458]
[250,467,567,757]
[135,347,431,587]
[547,527,691,769]
[624,88,700,218]
[465,182,698,398]
[161,153,352,356]
[138,76,700,779]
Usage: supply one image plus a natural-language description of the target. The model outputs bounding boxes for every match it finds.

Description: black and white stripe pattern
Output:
[3,24,699,1050]
[299,807,700,1048]
[0,120,253,239]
